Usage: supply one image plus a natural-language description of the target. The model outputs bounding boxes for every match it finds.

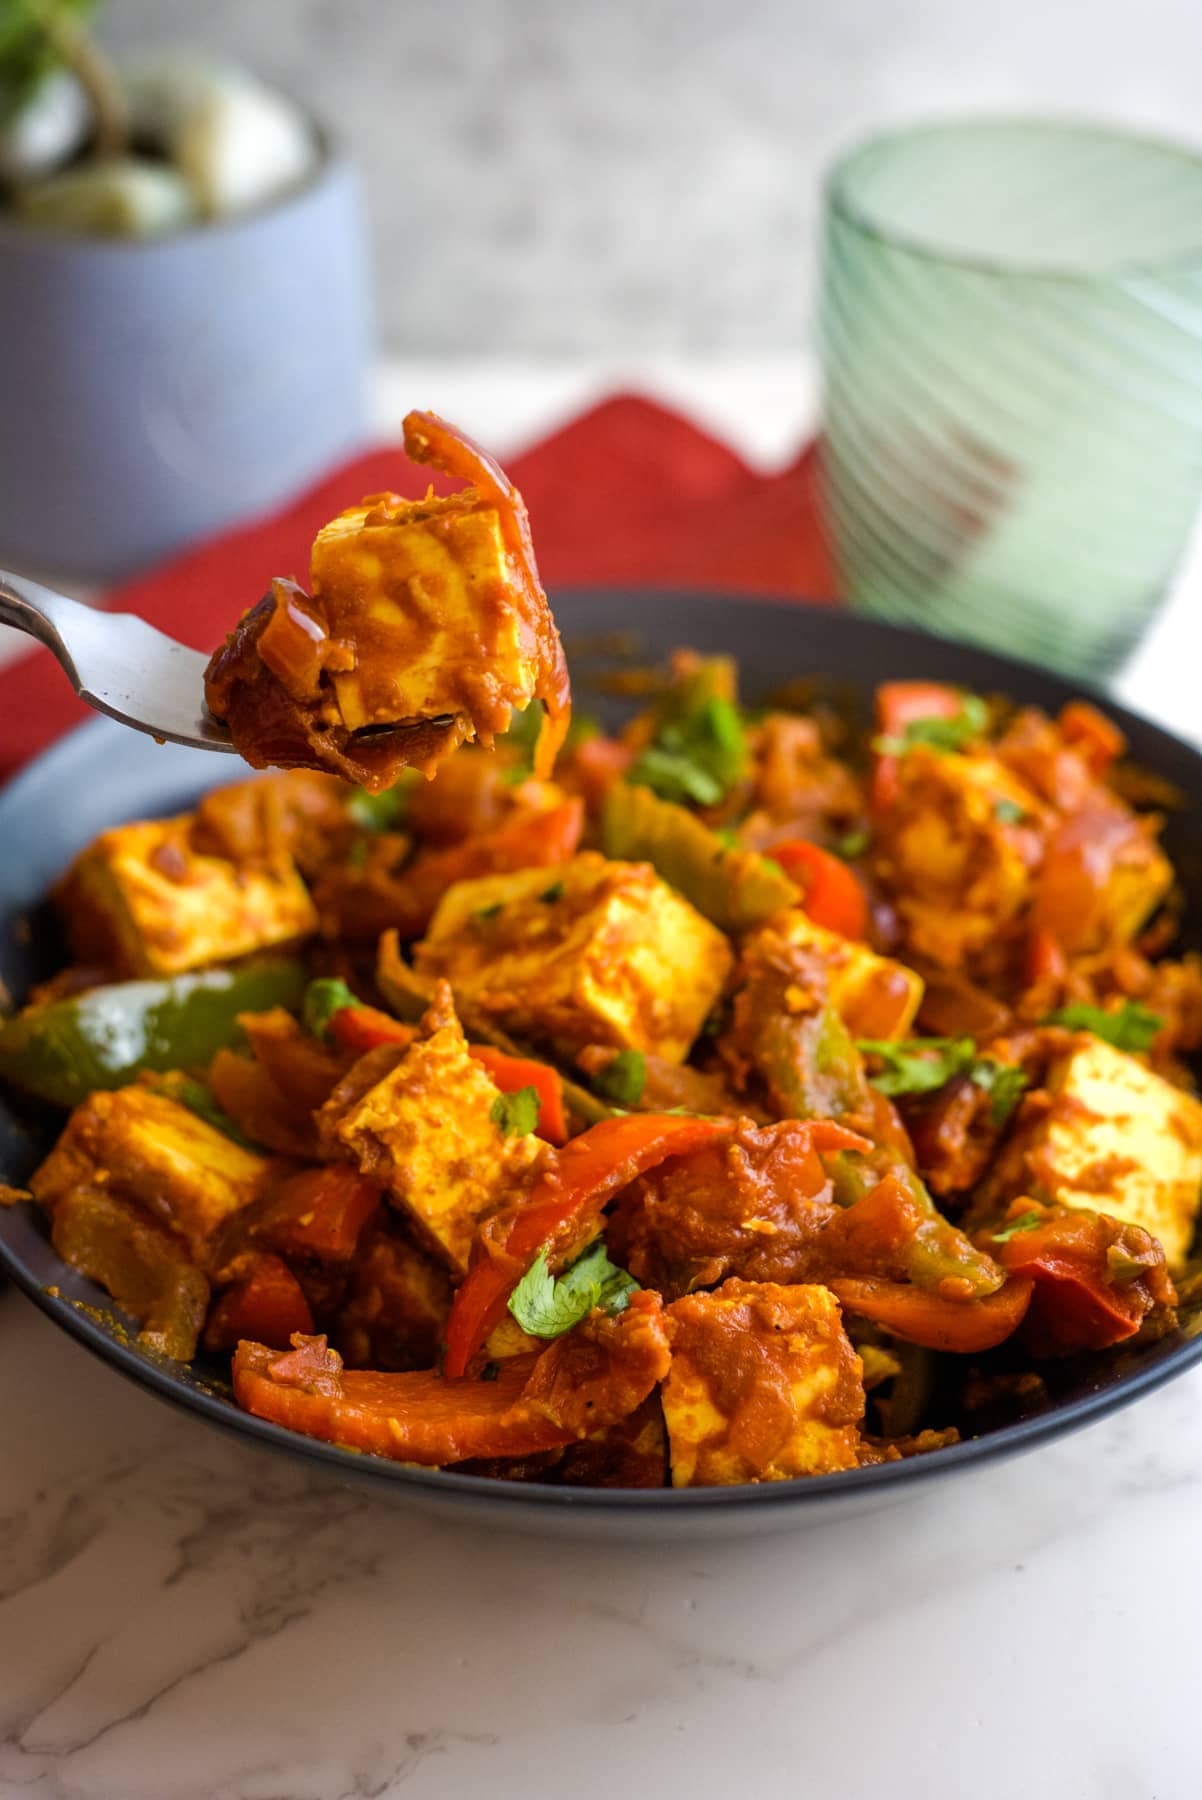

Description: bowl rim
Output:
[4,588,1202,1517]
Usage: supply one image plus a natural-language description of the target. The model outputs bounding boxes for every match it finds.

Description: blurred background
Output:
[103,0,1202,356]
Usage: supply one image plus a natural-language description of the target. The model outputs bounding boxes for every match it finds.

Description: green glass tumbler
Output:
[820,119,1202,680]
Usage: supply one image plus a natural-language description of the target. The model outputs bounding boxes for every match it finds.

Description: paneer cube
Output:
[415,852,733,1062]
[662,1279,864,1485]
[311,495,543,737]
[775,908,922,1040]
[55,815,317,976]
[984,1036,1202,1268]
[319,1005,544,1276]
[877,747,1046,968]
[30,1087,272,1267]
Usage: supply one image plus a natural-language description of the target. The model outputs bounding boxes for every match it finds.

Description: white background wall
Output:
[105,0,1202,353]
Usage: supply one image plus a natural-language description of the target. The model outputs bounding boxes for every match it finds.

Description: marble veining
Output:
[4,1287,1202,1799]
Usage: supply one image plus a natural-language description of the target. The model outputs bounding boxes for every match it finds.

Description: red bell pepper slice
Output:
[1024,925,1067,988]
[204,1253,315,1353]
[1058,700,1125,776]
[443,1112,733,1376]
[327,1004,416,1055]
[991,1209,1170,1355]
[830,1274,1033,1352]
[467,1044,568,1144]
[253,1165,382,1266]
[871,681,965,813]
[234,1292,670,1463]
[770,840,868,940]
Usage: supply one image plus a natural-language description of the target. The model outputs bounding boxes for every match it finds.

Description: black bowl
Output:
[4,591,1202,1538]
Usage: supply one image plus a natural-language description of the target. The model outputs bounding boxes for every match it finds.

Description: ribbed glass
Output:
[820,120,1202,679]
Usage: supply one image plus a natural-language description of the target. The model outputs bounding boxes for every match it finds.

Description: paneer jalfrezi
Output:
[203,411,570,791]
[5,433,1202,1489]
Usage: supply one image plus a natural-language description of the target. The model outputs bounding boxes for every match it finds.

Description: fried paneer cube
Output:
[319,1002,544,1276]
[203,411,569,792]
[876,746,1047,969]
[309,499,536,738]
[662,1279,864,1486]
[981,1036,1202,1268]
[31,1086,272,1267]
[55,815,317,977]
[416,852,733,1062]
[775,908,923,1041]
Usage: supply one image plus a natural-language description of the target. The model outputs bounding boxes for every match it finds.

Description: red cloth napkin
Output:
[0,393,835,782]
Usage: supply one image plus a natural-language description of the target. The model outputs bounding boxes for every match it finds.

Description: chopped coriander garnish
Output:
[508,1241,639,1339]
[835,828,871,859]
[628,743,725,806]
[859,1037,1028,1120]
[490,1085,541,1137]
[303,977,360,1041]
[970,1058,1030,1125]
[873,694,988,759]
[992,1209,1043,1244]
[539,881,565,903]
[993,798,1026,825]
[473,901,504,922]
[1045,1000,1163,1053]
[857,1036,977,1097]
[628,694,747,809]
[591,1048,646,1107]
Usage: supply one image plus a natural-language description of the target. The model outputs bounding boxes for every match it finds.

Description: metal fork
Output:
[0,569,236,753]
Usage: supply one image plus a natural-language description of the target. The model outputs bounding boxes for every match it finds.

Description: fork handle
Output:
[0,570,93,682]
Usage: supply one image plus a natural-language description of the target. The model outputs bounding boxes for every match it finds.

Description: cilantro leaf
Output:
[303,977,360,1041]
[591,1048,646,1107]
[873,695,989,759]
[508,1242,639,1338]
[628,695,747,809]
[1045,1000,1163,1053]
[835,828,871,859]
[970,1058,1030,1125]
[490,1085,541,1137]
[858,1036,977,1097]
[993,798,1026,825]
[860,1037,1030,1120]
[539,881,565,903]
[992,1209,1043,1244]
[473,901,504,922]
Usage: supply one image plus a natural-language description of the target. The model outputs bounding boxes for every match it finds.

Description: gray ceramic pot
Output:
[0,139,373,583]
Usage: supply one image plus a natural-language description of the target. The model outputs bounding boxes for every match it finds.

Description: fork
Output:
[0,569,238,753]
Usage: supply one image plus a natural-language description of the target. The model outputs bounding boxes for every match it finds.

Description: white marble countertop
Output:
[4,357,1202,1800]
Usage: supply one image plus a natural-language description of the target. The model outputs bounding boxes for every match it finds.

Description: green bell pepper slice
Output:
[0,959,308,1108]
[601,784,797,934]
